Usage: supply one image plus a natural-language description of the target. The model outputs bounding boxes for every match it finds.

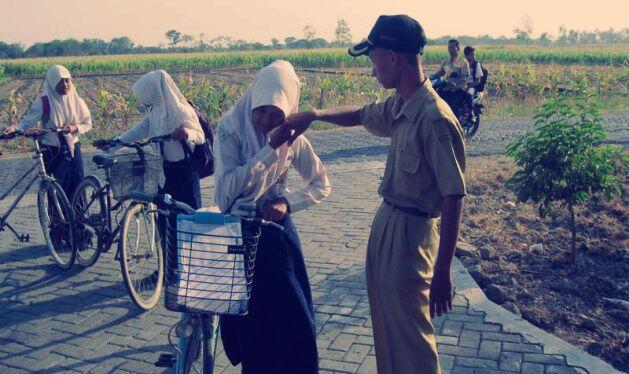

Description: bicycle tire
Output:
[119,202,163,310]
[183,315,218,374]
[468,111,481,138]
[71,175,107,267]
[37,179,76,270]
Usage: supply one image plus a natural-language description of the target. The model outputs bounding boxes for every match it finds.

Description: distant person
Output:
[464,45,485,97]
[431,39,471,116]
[215,60,331,373]
[3,65,92,198]
[283,15,466,374]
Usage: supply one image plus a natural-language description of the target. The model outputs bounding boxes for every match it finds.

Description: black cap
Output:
[348,15,427,57]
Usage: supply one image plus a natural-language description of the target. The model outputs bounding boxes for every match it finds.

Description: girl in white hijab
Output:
[118,70,205,208]
[10,65,92,197]
[215,60,330,374]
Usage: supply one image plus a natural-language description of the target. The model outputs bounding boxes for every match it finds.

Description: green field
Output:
[1,45,628,78]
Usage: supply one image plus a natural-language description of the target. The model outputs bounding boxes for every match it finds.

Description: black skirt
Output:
[220,215,318,374]
[42,141,85,199]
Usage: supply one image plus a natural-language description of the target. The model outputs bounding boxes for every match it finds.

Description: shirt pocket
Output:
[397,149,422,174]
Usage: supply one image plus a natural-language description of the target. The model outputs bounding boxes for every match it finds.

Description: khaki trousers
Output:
[366,202,441,374]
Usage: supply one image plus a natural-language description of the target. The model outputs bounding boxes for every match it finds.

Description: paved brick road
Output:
[1,113,626,373]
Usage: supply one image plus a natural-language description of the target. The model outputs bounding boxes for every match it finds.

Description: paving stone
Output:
[498,351,522,372]
[522,353,566,365]
[521,362,545,374]
[502,342,542,353]
[458,331,481,349]
[455,357,498,369]
[478,340,501,360]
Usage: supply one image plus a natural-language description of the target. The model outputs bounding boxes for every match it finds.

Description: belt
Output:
[383,199,439,219]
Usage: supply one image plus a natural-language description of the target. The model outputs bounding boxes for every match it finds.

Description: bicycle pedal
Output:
[155,353,176,368]
[20,234,30,242]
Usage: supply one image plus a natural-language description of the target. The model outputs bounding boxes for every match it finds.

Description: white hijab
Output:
[132,70,198,137]
[218,60,301,184]
[42,65,90,157]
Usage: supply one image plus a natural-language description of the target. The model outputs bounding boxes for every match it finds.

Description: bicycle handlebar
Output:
[93,134,172,149]
[130,192,284,230]
[0,127,71,140]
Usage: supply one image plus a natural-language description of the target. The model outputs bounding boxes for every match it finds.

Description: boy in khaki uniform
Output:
[284,15,466,374]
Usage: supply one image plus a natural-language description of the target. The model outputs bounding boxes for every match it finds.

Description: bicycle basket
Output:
[163,210,259,315]
[108,151,163,200]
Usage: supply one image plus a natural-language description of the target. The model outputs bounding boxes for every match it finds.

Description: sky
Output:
[1,0,628,47]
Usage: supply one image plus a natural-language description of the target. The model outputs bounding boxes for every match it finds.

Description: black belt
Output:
[383,199,439,218]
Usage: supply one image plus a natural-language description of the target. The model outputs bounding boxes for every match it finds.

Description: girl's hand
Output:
[171,126,189,141]
[63,124,78,133]
[262,197,289,222]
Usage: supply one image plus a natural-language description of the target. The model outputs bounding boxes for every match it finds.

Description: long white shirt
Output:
[119,110,204,162]
[214,132,331,214]
[18,98,92,147]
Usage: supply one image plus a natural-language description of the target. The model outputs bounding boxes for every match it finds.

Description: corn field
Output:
[1,45,627,78]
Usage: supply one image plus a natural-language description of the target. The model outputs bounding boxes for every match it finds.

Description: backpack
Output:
[182,99,215,179]
[471,61,489,93]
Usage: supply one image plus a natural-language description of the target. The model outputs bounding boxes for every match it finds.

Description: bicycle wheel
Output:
[183,315,218,374]
[71,176,106,267]
[37,179,76,270]
[119,202,163,310]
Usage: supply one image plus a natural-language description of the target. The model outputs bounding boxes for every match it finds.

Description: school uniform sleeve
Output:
[76,98,92,134]
[359,95,396,137]
[17,99,43,131]
[119,114,151,143]
[424,119,467,197]
[475,62,484,80]
[214,127,281,213]
[283,136,331,213]
[434,62,446,78]
[180,115,205,146]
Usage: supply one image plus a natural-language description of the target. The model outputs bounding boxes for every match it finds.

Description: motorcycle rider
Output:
[430,39,470,117]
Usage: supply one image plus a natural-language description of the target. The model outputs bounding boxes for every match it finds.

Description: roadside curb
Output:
[451,257,622,374]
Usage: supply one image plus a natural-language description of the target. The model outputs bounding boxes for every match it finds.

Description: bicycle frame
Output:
[0,140,56,242]
[83,163,133,257]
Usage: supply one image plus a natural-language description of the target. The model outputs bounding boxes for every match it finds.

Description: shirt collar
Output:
[393,78,431,121]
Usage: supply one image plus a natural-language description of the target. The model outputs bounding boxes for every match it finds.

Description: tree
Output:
[271,38,281,49]
[303,25,316,42]
[181,34,194,47]
[537,32,551,45]
[284,36,297,47]
[165,29,182,47]
[513,14,533,44]
[335,18,352,46]
[505,80,624,262]
[109,37,133,54]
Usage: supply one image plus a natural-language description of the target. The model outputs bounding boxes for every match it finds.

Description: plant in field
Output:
[93,88,119,132]
[506,79,625,262]
[113,92,139,130]
[2,90,26,127]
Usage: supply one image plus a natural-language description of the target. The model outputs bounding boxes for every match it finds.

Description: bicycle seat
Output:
[92,154,115,167]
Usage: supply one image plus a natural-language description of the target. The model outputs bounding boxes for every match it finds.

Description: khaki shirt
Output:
[359,80,466,215]
[435,57,471,91]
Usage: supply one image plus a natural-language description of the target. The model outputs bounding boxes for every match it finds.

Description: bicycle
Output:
[71,135,169,310]
[129,192,281,374]
[0,128,77,269]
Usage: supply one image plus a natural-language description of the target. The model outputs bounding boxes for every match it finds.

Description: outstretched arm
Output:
[283,107,361,144]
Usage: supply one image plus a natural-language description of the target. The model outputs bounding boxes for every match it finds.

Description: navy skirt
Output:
[161,159,201,209]
[43,142,85,199]
[221,215,318,374]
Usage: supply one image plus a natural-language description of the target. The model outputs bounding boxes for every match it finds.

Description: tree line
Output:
[1,19,627,59]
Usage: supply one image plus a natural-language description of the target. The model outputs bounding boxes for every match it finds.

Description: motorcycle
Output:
[429,74,484,139]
